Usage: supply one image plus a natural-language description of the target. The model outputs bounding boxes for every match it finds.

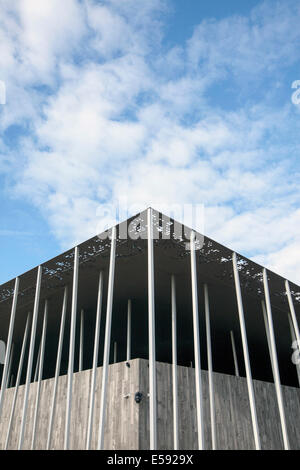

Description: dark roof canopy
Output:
[0,209,299,386]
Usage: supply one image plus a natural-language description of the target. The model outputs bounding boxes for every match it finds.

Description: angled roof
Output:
[0,208,299,386]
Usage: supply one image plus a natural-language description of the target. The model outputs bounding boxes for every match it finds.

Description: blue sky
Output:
[0,0,300,284]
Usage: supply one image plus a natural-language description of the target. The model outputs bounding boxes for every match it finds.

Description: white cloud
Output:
[187,1,300,79]
[253,240,300,286]
[0,0,300,286]
[18,0,86,82]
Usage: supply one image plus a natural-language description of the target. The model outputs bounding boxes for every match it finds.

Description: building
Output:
[0,208,299,450]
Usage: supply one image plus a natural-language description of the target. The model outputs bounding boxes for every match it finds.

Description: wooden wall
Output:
[0,361,140,450]
[139,360,300,450]
[0,359,299,450]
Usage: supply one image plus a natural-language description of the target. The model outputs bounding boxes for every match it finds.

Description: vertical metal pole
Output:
[286,280,300,387]
[232,252,261,450]
[79,309,84,372]
[64,246,79,450]
[5,313,31,450]
[190,231,204,450]
[285,280,300,354]
[261,300,276,379]
[0,277,19,420]
[288,314,300,387]
[171,275,179,450]
[86,271,103,450]
[47,286,68,450]
[148,208,157,450]
[5,343,14,389]
[18,265,42,450]
[230,330,240,377]
[263,268,289,450]
[114,341,118,364]
[97,226,116,450]
[204,284,216,450]
[31,300,48,449]
[126,299,132,362]
[113,341,117,364]
[34,341,41,382]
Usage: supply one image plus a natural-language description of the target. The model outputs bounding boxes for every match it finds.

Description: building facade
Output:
[0,208,299,450]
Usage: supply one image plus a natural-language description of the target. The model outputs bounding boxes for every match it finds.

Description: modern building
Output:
[0,208,299,450]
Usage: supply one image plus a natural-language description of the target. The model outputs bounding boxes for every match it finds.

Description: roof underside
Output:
[0,209,299,386]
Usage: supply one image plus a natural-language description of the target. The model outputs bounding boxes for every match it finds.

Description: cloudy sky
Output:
[0,0,300,285]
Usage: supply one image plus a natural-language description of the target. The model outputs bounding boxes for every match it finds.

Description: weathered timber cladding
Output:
[0,359,299,450]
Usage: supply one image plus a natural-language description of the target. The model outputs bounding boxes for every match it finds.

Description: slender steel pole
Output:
[113,341,117,364]
[97,226,116,450]
[5,343,14,389]
[6,343,15,388]
[79,309,84,372]
[230,330,240,377]
[148,208,157,450]
[64,246,79,450]
[86,271,103,450]
[286,280,300,387]
[204,284,216,450]
[263,268,289,450]
[18,265,42,450]
[190,231,204,450]
[232,252,261,450]
[285,280,300,354]
[0,277,19,420]
[288,314,300,387]
[261,300,276,379]
[34,340,41,382]
[171,275,179,450]
[5,314,31,450]
[0,344,4,368]
[47,286,68,450]
[31,301,48,449]
[126,299,132,362]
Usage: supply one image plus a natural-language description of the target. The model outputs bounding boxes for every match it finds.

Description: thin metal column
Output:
[18,265,42,450]
[97,226,116,450]
[47,286,68,450]
[261,300,275,379]
[232,252,261,450]
[5,343,14,389]
[0,277,19,420]
[86,271,103,450]
[126,299,132,362]
[288,314,300,387]
[31,300,48,449]
[230,330,240,377]
[285,280,300,354]
[171,275,179,450]
[113,341,117,364]
[263,268,289,450]
[79,309,84,372]
[148,208,157,450]
[64,246,79,450]
[34,341,41,382]
[204,284,216,450]
[5,313,31,450]
[190,231,204,450]
[286,280,300,387]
